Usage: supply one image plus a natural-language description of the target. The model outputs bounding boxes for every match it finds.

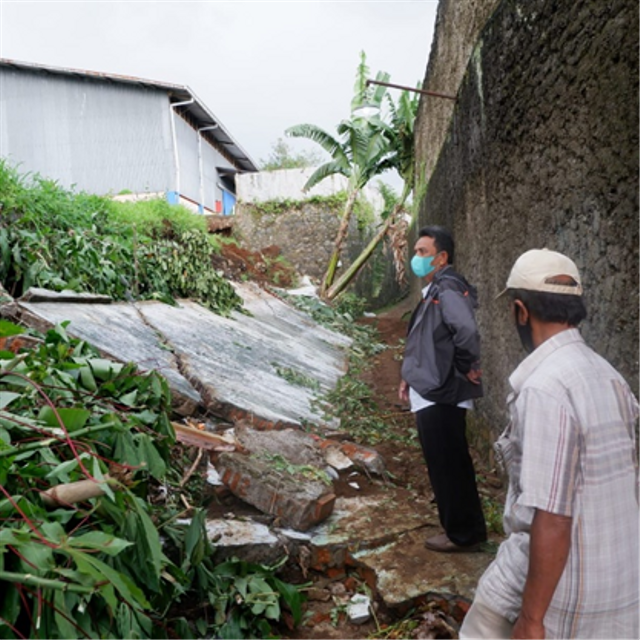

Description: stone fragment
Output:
[347,594,371,624]
[324,447,353,471]
[306,587,331,602]
[234,424,324,467]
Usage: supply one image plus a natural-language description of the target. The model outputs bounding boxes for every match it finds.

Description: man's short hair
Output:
[418,225,454,264]
[508,285,588,325]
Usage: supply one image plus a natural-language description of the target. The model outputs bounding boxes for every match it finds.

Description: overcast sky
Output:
[0,1,437,180]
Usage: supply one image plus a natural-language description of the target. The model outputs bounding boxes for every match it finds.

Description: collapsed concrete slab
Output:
[232,424,384,476]
[15,282,351,429]
[215,451,336,531]
[352,528,491,607]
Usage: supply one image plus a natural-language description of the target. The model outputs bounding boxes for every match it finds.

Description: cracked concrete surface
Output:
[17,283,351,428]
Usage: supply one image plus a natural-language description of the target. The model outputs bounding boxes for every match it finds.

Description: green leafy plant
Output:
[272,362,320,391]
[286,51,395,295]
[481,495,505,535]
[0,320,303,638]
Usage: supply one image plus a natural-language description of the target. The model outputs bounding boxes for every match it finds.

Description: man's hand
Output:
[512,614,545,639]
[466,368,482,385]
[398,379,409,404]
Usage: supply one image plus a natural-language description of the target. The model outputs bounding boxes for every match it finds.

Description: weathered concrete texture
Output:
[215,452,336,531]
[201,489,495,608]
[19,300,202,411]
[414,0,500,184]
[16,282,351,429]
[193,518,288,566]
[234,425,326,468]
[306,494,438,552]
[353,528,490,607]
[415,0,639,434]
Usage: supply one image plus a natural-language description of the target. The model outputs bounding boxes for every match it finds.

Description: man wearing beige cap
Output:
[460,249,639,639]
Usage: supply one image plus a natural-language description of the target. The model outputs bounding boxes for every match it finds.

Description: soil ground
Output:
[209,241,506,639]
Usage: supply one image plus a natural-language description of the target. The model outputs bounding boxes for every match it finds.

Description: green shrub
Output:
[0,160,241,316]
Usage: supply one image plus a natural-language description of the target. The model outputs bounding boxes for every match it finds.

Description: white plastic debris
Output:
[348,482,360,490]
[347,594,371,624]
[284,275,318,298]
[206,463,223,485]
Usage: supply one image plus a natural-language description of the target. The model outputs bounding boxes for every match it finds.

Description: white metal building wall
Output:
[0,68,174,195]
[173,115,236,213]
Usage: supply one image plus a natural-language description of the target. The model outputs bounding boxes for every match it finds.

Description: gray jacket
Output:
[401,265,483,405]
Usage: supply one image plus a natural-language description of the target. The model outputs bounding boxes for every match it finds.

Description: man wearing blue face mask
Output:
[399,225,487,552]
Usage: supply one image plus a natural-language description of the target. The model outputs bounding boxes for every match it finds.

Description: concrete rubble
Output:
[4,284,496,612]
[347,594,371,624]
[215,451,336,531]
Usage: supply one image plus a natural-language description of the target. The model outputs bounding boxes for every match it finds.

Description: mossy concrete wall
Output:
[414,0,638,433]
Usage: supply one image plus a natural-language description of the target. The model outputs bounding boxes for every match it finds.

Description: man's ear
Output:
[513,299,529,326]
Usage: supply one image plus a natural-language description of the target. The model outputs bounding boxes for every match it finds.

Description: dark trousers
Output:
[416,404,487,546]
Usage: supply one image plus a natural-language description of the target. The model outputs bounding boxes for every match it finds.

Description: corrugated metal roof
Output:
[0,57,258,173]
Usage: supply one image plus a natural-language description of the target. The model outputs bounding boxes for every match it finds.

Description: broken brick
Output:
[310,434,386,475]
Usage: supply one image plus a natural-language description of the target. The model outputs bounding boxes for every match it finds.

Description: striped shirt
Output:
[477,329,639,638]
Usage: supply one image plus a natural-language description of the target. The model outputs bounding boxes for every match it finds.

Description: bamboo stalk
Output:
[0,421,117,459]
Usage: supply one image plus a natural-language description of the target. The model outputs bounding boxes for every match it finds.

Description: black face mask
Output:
[515,312,535,354]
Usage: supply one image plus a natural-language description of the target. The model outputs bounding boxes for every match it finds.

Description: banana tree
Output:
[286,52,395,295]
[325,87,420,300]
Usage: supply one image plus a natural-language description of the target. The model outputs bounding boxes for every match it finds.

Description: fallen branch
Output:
[179,448,204,488]
[171,421,237,451]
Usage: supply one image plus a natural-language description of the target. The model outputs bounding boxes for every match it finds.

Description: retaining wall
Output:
[414,0,639,433]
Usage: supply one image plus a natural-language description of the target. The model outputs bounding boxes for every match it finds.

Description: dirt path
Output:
[211,242,504,638]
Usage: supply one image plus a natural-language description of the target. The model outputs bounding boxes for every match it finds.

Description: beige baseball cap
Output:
[497,248,583,297]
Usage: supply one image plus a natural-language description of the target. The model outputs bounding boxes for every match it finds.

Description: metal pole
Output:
[366,78,457,101]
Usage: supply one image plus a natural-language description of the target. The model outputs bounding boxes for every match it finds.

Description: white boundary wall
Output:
[237,168,384,216]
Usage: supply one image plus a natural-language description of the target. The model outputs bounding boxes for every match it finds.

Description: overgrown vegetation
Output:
[280,293,414,446]
[0,161,242,316]
[0,320,304,639]
[286,51,419,297]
